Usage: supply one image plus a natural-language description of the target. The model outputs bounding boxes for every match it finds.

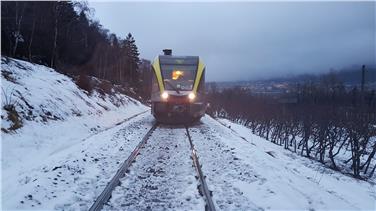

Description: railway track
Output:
[89,123,158,211]
[88,123,216,211]
[185,126,216,211]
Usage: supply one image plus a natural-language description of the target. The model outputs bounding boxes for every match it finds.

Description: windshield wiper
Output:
[164,80,180,94]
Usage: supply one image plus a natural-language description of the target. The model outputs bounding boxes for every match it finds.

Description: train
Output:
[151,49,207,123]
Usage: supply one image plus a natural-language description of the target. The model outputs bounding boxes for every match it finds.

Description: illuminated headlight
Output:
[188,92,196,100]
[161,91,169,99]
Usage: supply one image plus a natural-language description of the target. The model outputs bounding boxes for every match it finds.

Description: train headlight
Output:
[188,92,196,101]
[161,91,169,100]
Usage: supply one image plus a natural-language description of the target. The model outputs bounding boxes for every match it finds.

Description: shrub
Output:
[76,74,93,94]
[2,87,23,132]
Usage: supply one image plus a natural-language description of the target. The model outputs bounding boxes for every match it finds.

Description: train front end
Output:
[151,49,206,123]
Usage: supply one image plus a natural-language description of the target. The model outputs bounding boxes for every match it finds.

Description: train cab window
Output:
[172,70,184,80]
[161,64,197,91]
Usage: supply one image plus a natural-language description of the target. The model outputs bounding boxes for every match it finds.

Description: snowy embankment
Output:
[1,57,375,210]
[188,117,375,210]
[1,57,149,209]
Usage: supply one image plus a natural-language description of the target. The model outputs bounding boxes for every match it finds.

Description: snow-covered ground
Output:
[196,117,376,210]
[3,113,154,210]
[2,57,375,210]
[1,57,149,209]
[105,126,204,210]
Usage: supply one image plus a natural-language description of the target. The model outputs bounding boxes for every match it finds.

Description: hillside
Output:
[1,58,375,210]
[1,57,148,208]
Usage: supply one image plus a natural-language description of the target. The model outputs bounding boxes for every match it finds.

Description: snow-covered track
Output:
[185,126,216,211]
[89,122,158,211]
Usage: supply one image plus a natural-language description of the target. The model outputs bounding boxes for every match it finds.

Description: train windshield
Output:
[161,64,197,91]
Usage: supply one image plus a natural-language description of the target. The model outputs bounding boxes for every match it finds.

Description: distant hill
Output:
[209,65,376,91]
[278,65,376,85]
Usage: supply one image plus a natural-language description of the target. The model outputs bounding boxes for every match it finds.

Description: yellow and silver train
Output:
[151,49,206,123]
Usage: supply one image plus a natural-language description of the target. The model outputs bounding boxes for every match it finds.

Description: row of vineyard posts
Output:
[207,70,376,179]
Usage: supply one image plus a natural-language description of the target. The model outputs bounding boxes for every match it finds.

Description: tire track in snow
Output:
[48,110,150,157]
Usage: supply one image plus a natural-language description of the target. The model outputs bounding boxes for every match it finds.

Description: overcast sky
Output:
[89,1,375,82]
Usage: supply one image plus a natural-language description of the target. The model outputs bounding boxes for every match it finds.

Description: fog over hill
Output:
[210,65,376,92]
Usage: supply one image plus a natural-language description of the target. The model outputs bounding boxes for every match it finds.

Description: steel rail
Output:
[185,126,216,211]
[89,122,158,211]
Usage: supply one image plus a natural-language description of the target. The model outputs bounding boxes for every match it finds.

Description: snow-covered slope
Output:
[198,117,376,210]
[1,57,148,209]
[1,57,375,210]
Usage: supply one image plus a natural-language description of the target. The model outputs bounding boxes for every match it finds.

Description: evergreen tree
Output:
[123,33,140,85]
[1,1,144,92]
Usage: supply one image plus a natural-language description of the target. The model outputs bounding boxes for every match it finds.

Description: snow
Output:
[3,113,154,210]
[105,126,204,210]
[1,57,149,209]
[194,116,376,210]
[2,57,375,210]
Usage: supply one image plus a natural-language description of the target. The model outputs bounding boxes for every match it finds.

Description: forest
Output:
[207,72,376,179]
[1,1,149,96]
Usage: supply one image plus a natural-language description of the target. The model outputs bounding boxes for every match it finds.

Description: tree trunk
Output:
[28,16,36,62]
[12,2,25,57]
[362,143,376,174]
[51,3,59,68]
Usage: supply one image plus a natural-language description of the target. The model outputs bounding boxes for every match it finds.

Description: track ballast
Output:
[89,123,158,211]
[89,123,215,211]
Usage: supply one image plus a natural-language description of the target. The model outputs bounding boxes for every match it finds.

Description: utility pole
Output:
[361,65,366,92]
